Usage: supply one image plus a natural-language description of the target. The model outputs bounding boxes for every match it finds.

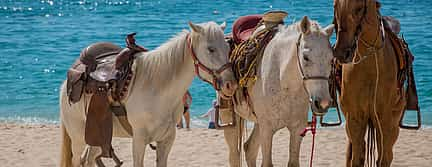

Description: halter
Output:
[186,33,232,91]
[295,33,330,116]
[296,34,329,82]
[334,0,385,64]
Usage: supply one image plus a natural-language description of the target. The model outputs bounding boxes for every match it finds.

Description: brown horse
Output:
[333,0,406,167]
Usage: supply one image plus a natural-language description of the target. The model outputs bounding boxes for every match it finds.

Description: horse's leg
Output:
[375,123,399,167]
[132,131,149,167]
[221,109,241,167]
[375,107,402,167]
[79,145,101,167]
[156,127,176,167]
[346,141,352,167]
[345,116,367,167]
[286,126,304,167]
[244,124,260,167]
[69,136,86,167]
[259,122,274,167]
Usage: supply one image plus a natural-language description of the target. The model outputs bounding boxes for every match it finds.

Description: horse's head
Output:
[188,21,237,98]
[333,0,381,63]
[296,16,335,116]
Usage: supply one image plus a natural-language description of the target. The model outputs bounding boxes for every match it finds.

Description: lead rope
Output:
[372,47,384,166]
[300,115,317,167]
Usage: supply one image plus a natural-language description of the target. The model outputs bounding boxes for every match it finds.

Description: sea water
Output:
[0,0,431,127]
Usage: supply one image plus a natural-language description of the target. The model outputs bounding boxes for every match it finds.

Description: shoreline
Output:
[1,123,432,166]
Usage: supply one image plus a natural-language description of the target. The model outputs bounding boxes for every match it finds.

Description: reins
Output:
[300,115,317,167]
[351,17,385,65]
[186,33,232,91]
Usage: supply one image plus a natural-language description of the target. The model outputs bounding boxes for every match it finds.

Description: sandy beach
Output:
[1,123,431,167]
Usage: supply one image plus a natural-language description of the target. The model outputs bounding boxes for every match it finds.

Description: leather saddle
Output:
[232,14,263,44]
[66,33,146,165]
[217,11,287,129]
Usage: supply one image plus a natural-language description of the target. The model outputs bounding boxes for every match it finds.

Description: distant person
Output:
[177,91,192,129]
[201,100,217,129]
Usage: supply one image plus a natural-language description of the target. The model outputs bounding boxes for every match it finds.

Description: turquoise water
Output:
[0,0,431,126]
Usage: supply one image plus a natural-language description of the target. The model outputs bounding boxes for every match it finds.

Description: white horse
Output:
[59,21,238,167]
[221,16,335,167]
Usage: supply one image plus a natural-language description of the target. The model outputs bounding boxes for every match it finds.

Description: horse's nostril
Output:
[314,99,320,109]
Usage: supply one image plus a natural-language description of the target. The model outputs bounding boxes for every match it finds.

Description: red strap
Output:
[186,33,232,91]
[300,115,317,167]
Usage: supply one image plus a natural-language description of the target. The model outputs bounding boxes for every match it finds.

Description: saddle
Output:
[232,14,263,44]
[217,11,287,129]
[383,19,421,129]
[66,33,147,164]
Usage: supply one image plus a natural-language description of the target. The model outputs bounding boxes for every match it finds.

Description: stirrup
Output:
[399,108,421,130]
[214,103,236,129]
[319,106,343,127]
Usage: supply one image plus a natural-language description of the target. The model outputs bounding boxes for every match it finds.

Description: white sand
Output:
[1,123,431,166]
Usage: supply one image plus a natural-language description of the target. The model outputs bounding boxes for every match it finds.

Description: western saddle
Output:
[216,11,287,129]
[66,33,147,166]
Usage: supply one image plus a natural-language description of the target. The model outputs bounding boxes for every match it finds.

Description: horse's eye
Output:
[208,47,215,53]
[303,56,310,62]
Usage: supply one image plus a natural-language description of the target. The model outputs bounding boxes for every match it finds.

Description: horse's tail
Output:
[60,120,73,167]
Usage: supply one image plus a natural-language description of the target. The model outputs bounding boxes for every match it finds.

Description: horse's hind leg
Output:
[286,126,304,167]
[244,124,260,167]
[156,127,176,167]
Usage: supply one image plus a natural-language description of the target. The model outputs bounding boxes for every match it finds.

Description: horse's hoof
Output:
[115,161,123,167]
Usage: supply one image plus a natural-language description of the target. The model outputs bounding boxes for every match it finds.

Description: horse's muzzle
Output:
[220,80,238,99]
[334,48,354,64]
[310,96,331,116]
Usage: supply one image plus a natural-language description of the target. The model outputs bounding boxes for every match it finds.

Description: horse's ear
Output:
[220,21,226,31]
[300,16,311,34]
[323,24,335,37]
[188,21,204,34]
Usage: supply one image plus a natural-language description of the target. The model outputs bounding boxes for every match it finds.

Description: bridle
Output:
[296,34,329,82]
[333,0,385,64]
[295,34,330,113]
[186,33,232,91]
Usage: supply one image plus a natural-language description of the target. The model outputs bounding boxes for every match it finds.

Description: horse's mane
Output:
[133,30,189,87]
[132,22,223,89]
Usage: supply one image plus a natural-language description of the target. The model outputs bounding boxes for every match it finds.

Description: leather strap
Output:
[186,33,232,90]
